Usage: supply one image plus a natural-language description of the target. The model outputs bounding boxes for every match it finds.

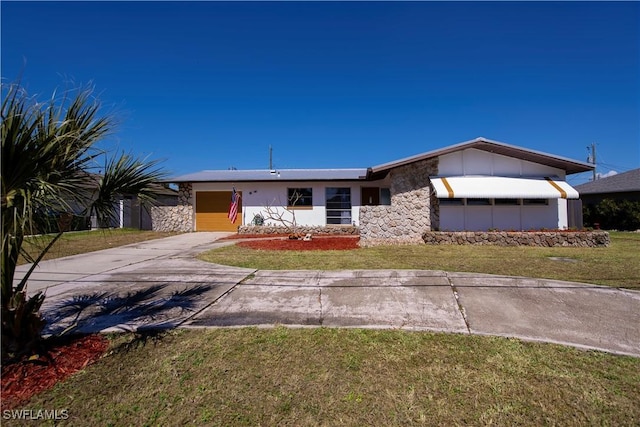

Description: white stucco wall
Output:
[440,201,564,231]
[192,181,386,227]
[436,149,570,231]
[438,148,566,178]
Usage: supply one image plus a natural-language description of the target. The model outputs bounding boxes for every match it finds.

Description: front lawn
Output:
[7,230,639,425]
[199,231,640,288]
[18,328,640,426]
[19,229,179,265]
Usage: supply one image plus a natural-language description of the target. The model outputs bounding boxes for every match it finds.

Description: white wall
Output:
[466,206,493,230]
[557,198,569,229]
[192,181,373,227]
[493,206,522,230]
[439,206,465,231]
[439,149,566,178]
[436,149,569,231]
[439,200,562,231]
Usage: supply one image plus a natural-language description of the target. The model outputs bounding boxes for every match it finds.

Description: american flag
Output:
[228,187,239,224]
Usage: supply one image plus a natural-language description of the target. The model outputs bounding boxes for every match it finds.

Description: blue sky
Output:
[2,1,639,185]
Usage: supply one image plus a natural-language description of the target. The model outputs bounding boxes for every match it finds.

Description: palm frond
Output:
[2,82,117,238]
[2,80,167,359]
[90,153,168,226]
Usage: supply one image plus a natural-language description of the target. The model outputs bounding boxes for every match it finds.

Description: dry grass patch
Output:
[17,328,640,426]
[199,232,640,288]
[19,229,179,265]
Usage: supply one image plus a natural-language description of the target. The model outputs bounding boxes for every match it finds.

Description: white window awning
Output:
[431,176,579,199]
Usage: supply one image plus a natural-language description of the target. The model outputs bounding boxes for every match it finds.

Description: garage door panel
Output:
[196,191,242,231]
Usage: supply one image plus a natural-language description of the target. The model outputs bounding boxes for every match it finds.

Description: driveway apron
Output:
[188,270,469,334]
[448,272,640,356]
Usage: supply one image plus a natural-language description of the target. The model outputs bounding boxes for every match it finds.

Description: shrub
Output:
[583,198,640,231]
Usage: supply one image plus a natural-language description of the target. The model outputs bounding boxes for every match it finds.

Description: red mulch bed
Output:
[1,334,109,410]
[221,233,291,240]
[237,236,360,251]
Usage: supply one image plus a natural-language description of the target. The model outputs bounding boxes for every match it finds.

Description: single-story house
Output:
[159,137,593,244]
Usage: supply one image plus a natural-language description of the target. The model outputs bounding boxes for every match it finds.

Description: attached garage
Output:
[195,191,242,231]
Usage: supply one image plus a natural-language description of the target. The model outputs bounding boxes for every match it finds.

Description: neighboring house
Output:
[115,185,179,230]
[164,137,593,243]
[574,168,640,230]
[574,168,640,206]
[63,176,179,231]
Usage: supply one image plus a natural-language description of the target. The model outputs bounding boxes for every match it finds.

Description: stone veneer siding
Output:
[177,183,192,205]
[359,159,439,247]
[239,225,358,235]
[151,205,194,232]
[422,231,610,247]
[151,183,193,232]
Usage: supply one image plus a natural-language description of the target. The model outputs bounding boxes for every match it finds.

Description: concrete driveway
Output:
[16,232,640,357]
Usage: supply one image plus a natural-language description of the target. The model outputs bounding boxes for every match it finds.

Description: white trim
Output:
[119,199,124,228]
[370,137,594,174]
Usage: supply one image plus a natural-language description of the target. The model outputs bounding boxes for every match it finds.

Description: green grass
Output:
[9,231,640,425]
[199,232,640,288]
[19,328,640,426]
[19,229,179,265]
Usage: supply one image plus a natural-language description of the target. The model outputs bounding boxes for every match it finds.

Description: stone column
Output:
[151,183,194,232]
[178,183,192,205]
[359,159,438,246]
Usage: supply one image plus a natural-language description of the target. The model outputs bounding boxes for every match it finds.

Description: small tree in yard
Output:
[261,190,304,238]
[1,81,167,363]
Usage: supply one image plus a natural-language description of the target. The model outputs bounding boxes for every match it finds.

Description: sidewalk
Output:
[15,232,640,357]
[188,269,640,357]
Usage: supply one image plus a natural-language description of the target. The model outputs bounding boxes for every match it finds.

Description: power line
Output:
[586,143,637,178]
[586,143,597,181]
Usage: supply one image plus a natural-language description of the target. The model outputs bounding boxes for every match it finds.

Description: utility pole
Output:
[269,145,273,170]
[587,143,597,181]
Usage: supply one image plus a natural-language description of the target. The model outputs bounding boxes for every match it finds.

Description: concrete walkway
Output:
[16,232,640,357]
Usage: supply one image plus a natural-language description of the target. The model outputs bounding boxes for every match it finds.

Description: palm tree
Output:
[1,81,167,362]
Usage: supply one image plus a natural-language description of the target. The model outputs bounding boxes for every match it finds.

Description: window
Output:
[523,198,549,206]
[288,188,312,207]
[380,188,391,205]
[361,187,391,206]
[494,198,521,206]
[467,198,491,206]
[326,187,352,225]
[439,198,464,206]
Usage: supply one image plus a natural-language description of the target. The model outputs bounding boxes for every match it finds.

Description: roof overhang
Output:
[165,168,369,183]
[431,176,580,199]
[369,137,594,179]
[574,168,640,194]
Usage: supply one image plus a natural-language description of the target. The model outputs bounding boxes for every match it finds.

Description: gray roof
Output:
[370,137,594,177]
[574,168,640,195]
[168,168,369,183]
[168,137,594,184]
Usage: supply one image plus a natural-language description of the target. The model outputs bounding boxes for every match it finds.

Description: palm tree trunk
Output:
[1,207,21,302]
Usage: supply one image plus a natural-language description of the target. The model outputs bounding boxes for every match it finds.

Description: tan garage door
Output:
[195,191,242,231]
